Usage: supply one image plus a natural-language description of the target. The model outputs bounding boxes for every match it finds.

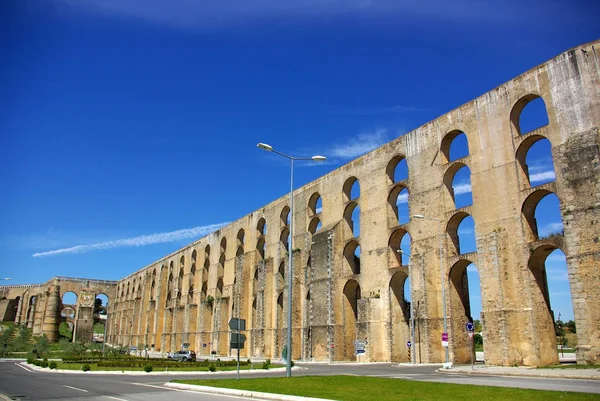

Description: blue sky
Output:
[2,0,598,323]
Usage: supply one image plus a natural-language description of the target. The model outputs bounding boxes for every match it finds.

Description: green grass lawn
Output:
[48,361,278,372]
[174,376,600,401]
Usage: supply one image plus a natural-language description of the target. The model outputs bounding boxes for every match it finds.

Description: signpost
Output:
[466,322,474,369]
[441,332,449,347]
[354,340,367,358]
[229,318,246,380]
[406,341,412,361]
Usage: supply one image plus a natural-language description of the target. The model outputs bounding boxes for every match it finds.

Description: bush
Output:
[247,359,251,365]
[26,357,34,364]
[262,359,271,370]
[82,364,91,372]
[144,365,153,373]
[290,360,295,367]
[49,361,57,369]
[208,363,216,372]
[40,360,49,368]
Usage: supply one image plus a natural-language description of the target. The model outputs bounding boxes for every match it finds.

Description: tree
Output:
[473,319,482,332]
[566,320,576,333]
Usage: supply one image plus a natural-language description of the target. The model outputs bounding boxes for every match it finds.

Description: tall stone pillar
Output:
[42,284,61,342]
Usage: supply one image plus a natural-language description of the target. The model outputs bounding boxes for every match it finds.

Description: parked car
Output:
[170,350,196,362]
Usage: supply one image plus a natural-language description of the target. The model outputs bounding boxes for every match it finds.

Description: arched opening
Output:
[516,136,556,188]
[277,262,285,288]
[257,217,266,236]
[204,245,211,270]
[180,255,185,270]
[60,291,78,341]
[191,250,197,277]
[256,237,266,260]
[343,202,360,238]
[277,292,285,354]
[280,228,290,250]
[94,293,109,342]
[236,246,244,257]
[188,285,194,302]
[443,163,473,209]
[237,229,245,245]
[447,213,477,255]
[253,268,259,291]
[216,279,224,298]
[528,245,574,365]
[343,177,360,202]
[200,282,208,303]
[388,185,410,225]
[220,237,227,254]
[61,292,77,318]
[388,228,411,266]
[522,190,563,242]
[343,240,361,275]
[342,280,361,360]
[308,217,322,234]
[389,272,411,362]
[281,206,291,226]
[387,155,408,183]
[448,260,483,363]
[308,192,322,215]
[441,130,469,163]
[511,95,549,136]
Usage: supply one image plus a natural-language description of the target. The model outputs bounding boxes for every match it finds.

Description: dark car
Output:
[171,350,196,362]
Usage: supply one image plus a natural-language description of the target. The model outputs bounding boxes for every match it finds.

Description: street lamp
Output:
[257,142,326,377]
[412,214,449,365]
[397,249,415,364]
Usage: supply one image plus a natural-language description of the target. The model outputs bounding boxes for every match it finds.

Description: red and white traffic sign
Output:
[468,331,474,339]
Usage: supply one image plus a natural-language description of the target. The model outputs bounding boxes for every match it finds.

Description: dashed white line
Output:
[14,363,33,372]
[63,385,89,392]
[105,396,128,401]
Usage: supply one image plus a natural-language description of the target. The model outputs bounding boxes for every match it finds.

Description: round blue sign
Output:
[466,322,474,332]
[407,341,412,347]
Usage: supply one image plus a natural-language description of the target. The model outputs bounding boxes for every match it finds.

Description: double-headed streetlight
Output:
[257,143,326,378]
[412,214,448,365]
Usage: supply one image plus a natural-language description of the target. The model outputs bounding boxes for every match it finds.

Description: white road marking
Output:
[15,363,33,372]
[63,385,89,392]
[105,396,128,401]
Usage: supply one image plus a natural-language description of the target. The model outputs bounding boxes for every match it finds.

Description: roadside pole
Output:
[466,321,474,370]
[237,317,240,380]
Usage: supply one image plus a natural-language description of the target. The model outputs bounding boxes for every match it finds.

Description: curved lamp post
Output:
[257,142,326,377]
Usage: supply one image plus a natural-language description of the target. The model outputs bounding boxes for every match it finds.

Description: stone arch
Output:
[521,189,562,242]
[387,155,408,184]
[510,94,549,136]
[343,239,361,275]
[443,162,472,209]
[440,130,469,163]
[256,237,266,260]
[277,261,285,289]
[308,192,322,216]
[200,282,208,302]
[216,278,224,298]
[388,184,410,226]
[281,206,291,226]
[516,135,556,188]
[343,176,360,202]
[237,229,245,245]
[342,279,361,360]
[280,227,290,250]
[388,227,411,267]
[220,237,227,254]
[389,271,410,362]
[277,292,285,354]
[204,245,211,270]
[308,217,322,234]
[343,202,360,238]
[191,250,197,275]
[257,217,266,236]
[527,245,572,366]
[446,212,476,255]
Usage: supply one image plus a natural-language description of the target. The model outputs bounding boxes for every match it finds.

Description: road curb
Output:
[165,382,334,401]
[438,368,600,380]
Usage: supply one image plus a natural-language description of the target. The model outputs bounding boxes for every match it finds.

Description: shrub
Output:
[262,359,271,370]
[82,364,91,372]
[40,360,48,368]
[247,359,251,365]
[290,360,295,367]
[208,363,216,372]
[144,365,153,373]
[49,361,57,369]
[26,357,34,364]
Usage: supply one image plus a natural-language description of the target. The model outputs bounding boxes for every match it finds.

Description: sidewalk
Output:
[442,364,600,380]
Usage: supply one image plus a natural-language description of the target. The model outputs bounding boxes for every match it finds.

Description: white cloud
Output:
[453,182,472,195]
[53,0,552,29]
[529,170,556,183]
[396,192,409,205]
[32,222,229,258]
[328,129,390,159]
[458,226,473,235]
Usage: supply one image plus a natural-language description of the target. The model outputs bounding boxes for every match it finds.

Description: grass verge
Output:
[173,376,600,401]
[46,361,278,372]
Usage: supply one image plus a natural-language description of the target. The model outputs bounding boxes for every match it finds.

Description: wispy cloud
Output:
[328,128,390,159]
[32,222,229,258]
[53,0,548,29]
[396,191,409,205]
[331,105,424,115]
[530,170,556,183]
[453,182,472,195]
[458,226,473,235]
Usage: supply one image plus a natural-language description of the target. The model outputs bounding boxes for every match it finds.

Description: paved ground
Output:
[1,359,599,401]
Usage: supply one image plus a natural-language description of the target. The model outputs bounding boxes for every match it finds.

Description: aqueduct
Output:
[2,40,599,366]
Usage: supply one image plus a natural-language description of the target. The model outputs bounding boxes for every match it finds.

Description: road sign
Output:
[230,333,247,349]
[202,343,207,348]
[229,318,246,331]
[355,349,366,355]
[441,332,449,347]
[407,341,412,348]
[466,322,474,332]
[331,343,335,349]
[468,331,474,339]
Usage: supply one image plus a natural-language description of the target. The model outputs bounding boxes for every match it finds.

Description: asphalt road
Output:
[1,360,598,401]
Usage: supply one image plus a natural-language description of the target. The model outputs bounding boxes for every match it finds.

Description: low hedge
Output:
[95,359,248,368]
